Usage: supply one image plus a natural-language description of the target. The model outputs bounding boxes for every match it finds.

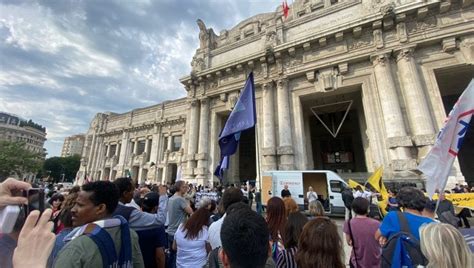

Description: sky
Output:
[0,0,282,157]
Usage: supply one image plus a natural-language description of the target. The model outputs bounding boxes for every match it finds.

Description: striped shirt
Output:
[276,247,297,268]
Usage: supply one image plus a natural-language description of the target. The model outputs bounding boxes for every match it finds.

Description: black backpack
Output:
[381,212,427,268]
[342,188,354,209]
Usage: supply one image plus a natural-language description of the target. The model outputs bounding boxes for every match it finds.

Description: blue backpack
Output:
[381,212,427,268]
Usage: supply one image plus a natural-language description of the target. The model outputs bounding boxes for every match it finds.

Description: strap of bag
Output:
[85,224,117,268]
[396,211,410,233]
[347,219,359,268]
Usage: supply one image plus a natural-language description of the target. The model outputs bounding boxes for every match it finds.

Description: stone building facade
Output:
[61,134,85,157]
[0,112,47,155]
[78,0,474,186]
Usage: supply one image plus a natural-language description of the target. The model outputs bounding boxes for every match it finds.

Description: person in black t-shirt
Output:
[281,184,291,198]
[138,192,167,268]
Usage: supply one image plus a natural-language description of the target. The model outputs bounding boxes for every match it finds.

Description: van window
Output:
[330,180,343,193]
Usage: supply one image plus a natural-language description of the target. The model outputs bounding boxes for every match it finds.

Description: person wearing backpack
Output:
[375,187,433,268]
[54,181,144,268]
[343,197,381,268]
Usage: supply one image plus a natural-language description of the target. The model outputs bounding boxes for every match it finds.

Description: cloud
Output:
[0,0,281,157]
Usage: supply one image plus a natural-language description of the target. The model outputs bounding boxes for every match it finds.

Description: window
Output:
[109,144,117,157]
[330,180,343,193]
[136,140,146,155]
[172,136,182,152]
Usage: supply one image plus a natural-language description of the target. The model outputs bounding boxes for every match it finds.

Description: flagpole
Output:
[255,121,262,192]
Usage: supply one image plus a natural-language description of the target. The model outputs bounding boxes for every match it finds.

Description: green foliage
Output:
[0,140,43,181]
[19,119,46,133]
[42,155,81,183]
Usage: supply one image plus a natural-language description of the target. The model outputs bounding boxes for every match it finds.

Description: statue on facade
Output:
[197,19,217,50]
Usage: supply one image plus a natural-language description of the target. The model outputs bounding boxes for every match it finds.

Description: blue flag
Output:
[214,72,256,180]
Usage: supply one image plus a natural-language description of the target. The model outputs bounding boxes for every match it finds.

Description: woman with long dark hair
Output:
[296,217,344,268]
[277,211,308,268]
[266,197,286,263]
[173,207,211,267]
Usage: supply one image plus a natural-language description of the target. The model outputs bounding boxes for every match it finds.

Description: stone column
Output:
[196,97,210,184]
[262,82,277,171]
[116,143,120,157]
[149,125,161,165]
[185,99,200,180]
[87,133,96,176]
[144,137,151,165]
[209,111,218,184]
[92,137,104,177]
[105,144,111,158]
[276,78,295,170]
[371,53,414,170]
[132,138,138,155]
[117,132,129,176]
[396,48,435,160]
[167,135,173,151]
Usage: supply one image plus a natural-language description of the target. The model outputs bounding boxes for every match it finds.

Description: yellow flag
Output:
[348,179,364,190]
[366,166,384,192]
[365,166,389,215]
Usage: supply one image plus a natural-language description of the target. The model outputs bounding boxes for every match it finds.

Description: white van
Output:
[261,170,348,215]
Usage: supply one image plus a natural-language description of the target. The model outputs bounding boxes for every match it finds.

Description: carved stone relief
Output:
[315,67,341,92]
[407,16,437,34]
[348,33,373,50]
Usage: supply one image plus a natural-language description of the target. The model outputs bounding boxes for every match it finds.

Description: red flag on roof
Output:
[282,0,289,19]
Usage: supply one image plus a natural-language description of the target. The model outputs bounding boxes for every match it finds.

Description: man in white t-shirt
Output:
[240,185,248,199]
[208,188,244,249]
[306,186,318,203]
[353,186,372,200]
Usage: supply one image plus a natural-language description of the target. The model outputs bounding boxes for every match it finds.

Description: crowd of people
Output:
[0,177,472,268]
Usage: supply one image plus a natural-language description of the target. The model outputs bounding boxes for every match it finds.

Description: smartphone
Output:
[24,188,45,215]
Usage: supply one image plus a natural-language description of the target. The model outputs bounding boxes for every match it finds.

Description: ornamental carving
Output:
[373,29,384,49]
[197,19,218,50]
[371,53,389,67]
[396,48,414,62]
[397,22,408,43]
[191,56,205,72]
[264,30,278,50]
[348,34,373,50]
[407,16,437,34]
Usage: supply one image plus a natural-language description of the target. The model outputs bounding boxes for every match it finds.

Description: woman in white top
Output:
[173,207,212,268]
[306,186,318,203]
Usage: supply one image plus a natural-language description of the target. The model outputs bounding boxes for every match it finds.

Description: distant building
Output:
[0,112,47,156]
[61,134,85,157]
[0,112,47,181]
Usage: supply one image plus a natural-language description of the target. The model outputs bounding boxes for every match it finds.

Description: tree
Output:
[0,141,43,181]
[42,155,81,183]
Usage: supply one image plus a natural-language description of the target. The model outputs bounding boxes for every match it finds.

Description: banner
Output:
[194,191,219,208]
[432,193,474,210]
[418,79,474,198]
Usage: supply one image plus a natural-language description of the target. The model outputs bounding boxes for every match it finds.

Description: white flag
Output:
[418,79,474,198]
